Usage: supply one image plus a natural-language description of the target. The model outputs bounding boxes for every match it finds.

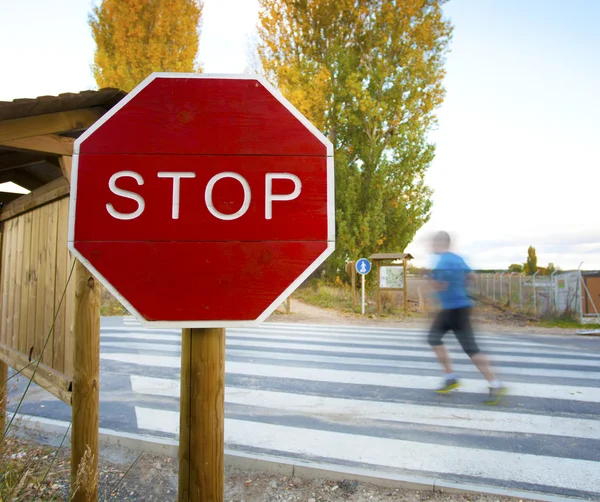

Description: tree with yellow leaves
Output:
[257,0,452,276]
[90,0,203,91]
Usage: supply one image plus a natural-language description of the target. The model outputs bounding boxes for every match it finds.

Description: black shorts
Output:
[428,307,480,357]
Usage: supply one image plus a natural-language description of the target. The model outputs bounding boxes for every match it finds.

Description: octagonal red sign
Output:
[68,73,334,327]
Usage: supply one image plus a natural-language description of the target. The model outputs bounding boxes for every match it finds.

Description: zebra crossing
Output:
[99,317,600,500]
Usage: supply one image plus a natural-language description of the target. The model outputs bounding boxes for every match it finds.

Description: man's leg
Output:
[432,344,454,375]
[471,352,496,383]
[428,310,459,392]
[452,308,506,403]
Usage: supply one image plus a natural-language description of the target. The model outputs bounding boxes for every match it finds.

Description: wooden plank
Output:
[26,208,40,360]
[0,134,75,156]
[5,219,17,348]
[178,328,192,501]
[18,211,33,354]
[0,343,71,405]
[376,262,381,315]
[0,177,69,222]
[34,204,49,363]
[0,359,7,435]
[12,215,25,351]
[53,197,69,374]
[0,221,9,346]
[64,247,75,379]
[71,259,100,502]
[43,202,58,366]
[0,107,104,142]
[179,327,225,502]
[58,155,72,183]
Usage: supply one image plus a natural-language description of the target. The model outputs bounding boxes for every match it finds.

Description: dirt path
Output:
[269,298,576,336]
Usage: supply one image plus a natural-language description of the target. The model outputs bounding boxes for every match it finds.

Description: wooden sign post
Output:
[0,360,7,436]
[179,328,225,501]
[68,73,335,502]
[345,261,356,310]
[71,259,101,502]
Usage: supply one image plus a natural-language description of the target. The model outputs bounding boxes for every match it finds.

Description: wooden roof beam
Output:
[0,133,74,156]
[0,106,104,142]
[0,151,47,172]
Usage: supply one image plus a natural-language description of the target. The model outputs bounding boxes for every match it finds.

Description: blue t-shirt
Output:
[432,252,472,310]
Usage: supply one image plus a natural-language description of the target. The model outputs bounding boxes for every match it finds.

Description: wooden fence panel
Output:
[0,190,74,402]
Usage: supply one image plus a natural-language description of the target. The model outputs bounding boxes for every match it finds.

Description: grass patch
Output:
[100,286,128,316]
[294,284,356,312]
[538,318,600,329]
[0,436,69,501]
[294,282,415,317]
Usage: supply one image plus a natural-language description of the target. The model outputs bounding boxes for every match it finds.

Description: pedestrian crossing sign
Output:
[356,258,372,275]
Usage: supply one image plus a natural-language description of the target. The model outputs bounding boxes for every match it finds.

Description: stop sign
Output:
[68,73,334,327]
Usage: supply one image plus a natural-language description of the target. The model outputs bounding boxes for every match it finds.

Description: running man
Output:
[428,231,506,404]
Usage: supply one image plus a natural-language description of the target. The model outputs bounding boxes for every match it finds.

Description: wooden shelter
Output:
[369,252,414,315]
[0,88,126,501]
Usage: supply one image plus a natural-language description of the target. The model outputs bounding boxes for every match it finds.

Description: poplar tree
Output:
[257,0,452,275]
[90,0,203,91]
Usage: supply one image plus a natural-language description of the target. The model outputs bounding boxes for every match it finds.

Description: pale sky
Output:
[1,0,598,270]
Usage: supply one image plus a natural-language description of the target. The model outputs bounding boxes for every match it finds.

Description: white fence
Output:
[471,271,582,319]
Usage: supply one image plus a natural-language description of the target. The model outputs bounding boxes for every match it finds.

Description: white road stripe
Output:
[135,406,178,434]
[227,349,600,381]
[101,335,182,343]
[227,334,584,356]
[224,419,600,493]
[101,340,598,380]
[231,329,562,349]
[102,329,181,335]
[100,330,581,357]
[101,324,560,350]
[227,361,600,403]
[102,342,181,352]
[101,353,180,367]
[225,340,600,367]
[102,325,570,351]
[132,405,600,493]
[124,360,600,403]
[101,343,598,372]
[130,376,600,440]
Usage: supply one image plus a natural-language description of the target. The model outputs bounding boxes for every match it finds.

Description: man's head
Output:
[432,231,451,254]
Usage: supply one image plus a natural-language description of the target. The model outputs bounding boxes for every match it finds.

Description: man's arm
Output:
[431,278,449,291]
[429,267,448,292]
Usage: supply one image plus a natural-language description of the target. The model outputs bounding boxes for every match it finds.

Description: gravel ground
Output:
[0,435,533,502]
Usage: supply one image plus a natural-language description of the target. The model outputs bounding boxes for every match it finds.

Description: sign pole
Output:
[352,263,356,310]
[356,258,371,316]
[179,327,225,502]
[361,273,365,315]
[403,259,408,315]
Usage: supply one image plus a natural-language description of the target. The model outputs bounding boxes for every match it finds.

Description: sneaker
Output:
[435,378,460,393]
[485,385,507,405]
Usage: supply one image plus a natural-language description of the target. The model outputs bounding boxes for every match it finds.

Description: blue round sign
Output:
[356,258,371,275]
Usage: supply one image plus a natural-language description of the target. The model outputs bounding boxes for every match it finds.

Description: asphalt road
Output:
[8,317,600,500]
